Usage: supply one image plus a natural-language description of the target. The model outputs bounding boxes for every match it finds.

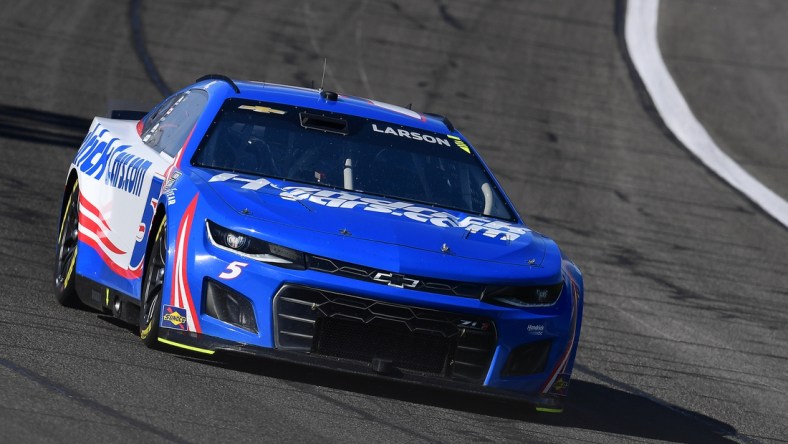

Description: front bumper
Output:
[157,327,566,412]
[164,213,582,411]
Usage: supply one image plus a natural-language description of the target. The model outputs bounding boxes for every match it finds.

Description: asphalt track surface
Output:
[659,0,788,205]
[0,1,786,443]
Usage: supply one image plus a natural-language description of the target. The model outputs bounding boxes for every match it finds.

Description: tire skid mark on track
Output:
[587,324,788,364]
[129,0,172,97]
[0,356,190,444]
[301,0,363,93]
[0,104,91,148]
[583,337,788,387]
[420,0,501,112]
[353,0,375,99]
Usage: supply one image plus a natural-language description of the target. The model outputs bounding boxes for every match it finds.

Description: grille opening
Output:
[502,340,552,377]
[314,317,451,374]
[274,285,496,382]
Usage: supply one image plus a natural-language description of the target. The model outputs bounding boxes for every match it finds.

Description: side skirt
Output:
[75,275,141,326]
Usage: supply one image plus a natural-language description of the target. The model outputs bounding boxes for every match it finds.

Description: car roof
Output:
[195,78,457,136]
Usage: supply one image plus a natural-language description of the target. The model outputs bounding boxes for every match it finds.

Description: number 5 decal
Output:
[219,261,248,280]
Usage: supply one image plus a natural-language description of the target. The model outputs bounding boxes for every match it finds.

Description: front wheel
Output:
[54,181,80,306]
[140,216,167,348]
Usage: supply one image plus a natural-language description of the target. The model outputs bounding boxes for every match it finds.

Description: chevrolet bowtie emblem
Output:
[372,272,419,288]
[237,105,287,114]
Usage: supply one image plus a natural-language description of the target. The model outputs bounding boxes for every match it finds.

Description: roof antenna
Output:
[318,58,338,101]
[319,58,327,91]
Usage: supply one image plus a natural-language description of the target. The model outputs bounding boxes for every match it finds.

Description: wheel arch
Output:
[143,202,168,284]
[59,169,79,224]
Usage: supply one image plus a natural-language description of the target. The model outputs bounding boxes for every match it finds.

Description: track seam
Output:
[0,357,190,443]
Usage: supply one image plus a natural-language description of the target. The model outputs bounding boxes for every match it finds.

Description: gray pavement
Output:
[660,0,788,203]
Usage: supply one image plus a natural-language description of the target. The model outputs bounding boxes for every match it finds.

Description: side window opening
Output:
[141,90,208,156]
[140,93,181,137]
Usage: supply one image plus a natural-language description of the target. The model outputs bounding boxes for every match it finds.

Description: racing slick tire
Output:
[140,215,167,348]
[54,181,80,307]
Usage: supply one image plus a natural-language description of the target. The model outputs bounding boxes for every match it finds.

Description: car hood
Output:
[197,171,547,267]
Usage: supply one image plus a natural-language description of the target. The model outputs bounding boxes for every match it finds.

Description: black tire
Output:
[54,181,80,306]
[140,215,167,348]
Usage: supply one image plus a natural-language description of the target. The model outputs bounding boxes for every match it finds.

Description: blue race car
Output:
[54,75,583,412]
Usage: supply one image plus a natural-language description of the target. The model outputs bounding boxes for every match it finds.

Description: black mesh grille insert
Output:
[315,317,450,374]
[273,285,496,382]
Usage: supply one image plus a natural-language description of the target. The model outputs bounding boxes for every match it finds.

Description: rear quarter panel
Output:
[72,117,171,298]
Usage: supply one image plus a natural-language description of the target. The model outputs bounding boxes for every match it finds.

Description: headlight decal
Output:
[206,220,306,269]
[482,282,563,308]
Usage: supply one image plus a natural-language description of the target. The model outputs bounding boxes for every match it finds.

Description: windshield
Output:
[192,98,515,220]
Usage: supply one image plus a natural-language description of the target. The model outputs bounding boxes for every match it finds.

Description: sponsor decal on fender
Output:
[75,123,151,196]
[162,305,188,330]
[549,373,571,396]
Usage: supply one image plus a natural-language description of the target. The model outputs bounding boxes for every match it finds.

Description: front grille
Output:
[274,285,496,382]
[305,255,486,298]
[315,317,450,373]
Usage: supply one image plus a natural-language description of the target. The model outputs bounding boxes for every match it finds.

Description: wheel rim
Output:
[55,186,79,289]
[142,223,166,327]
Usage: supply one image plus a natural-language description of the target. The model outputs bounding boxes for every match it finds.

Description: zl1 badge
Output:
[162,305,188,330]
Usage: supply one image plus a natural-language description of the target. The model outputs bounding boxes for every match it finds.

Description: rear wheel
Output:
[140,216,167,348]
[54,181,80,306]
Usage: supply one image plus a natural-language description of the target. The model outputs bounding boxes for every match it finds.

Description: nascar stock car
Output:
[54,74,583,412]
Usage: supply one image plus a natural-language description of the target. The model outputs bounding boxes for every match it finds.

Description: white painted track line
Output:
[626,0,788,229]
